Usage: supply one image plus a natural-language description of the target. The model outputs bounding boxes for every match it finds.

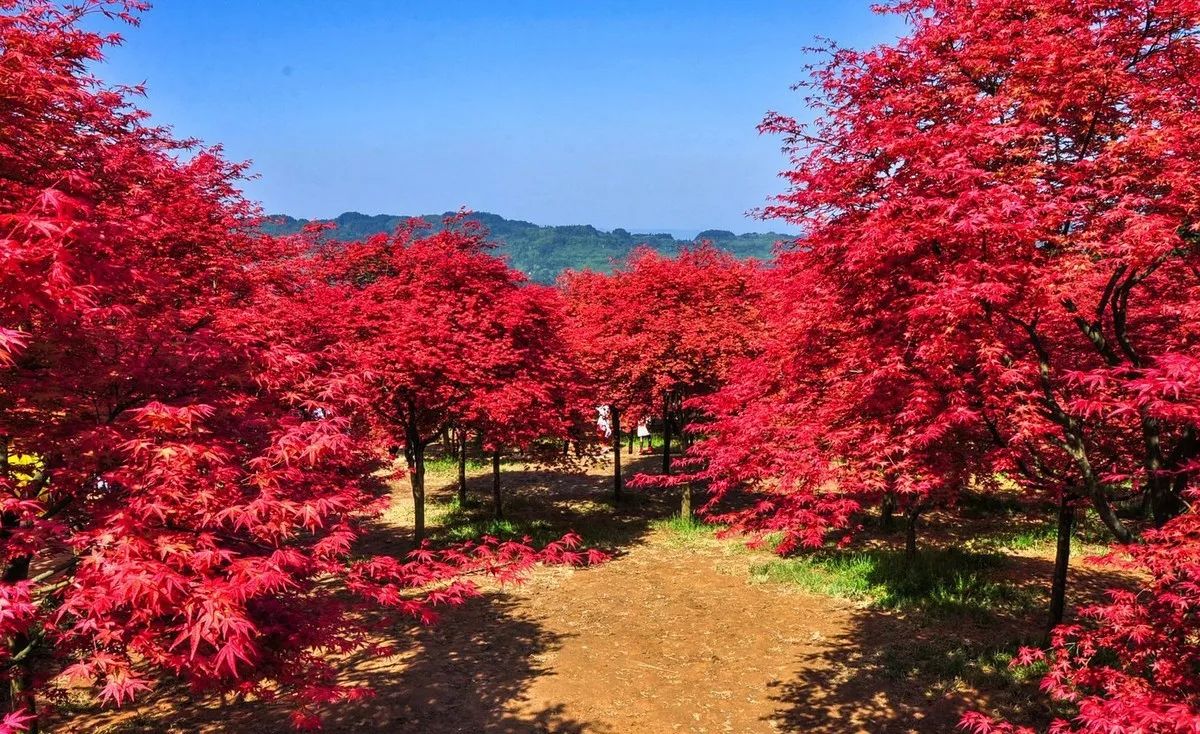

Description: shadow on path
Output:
[315,592,602,734]
[765,551,1139,733]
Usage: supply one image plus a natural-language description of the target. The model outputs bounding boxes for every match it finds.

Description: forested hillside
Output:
[264,211,788,282]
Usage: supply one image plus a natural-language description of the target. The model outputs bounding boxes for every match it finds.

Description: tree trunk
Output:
[405,425,426,543]
[492,451,502,520]
[681,482,692,519]
[611,405,623,501]
[1151,476,1185,527]
[2,543,34,727]
[1048,495,1075,631]
[880,492,896,530]
[661,394,672,475]
[457,431,468,506]
[412,453,426,542]
[627,431,634,454]
[1090,491,1134,544]
[1165,428,1198,524]
[904,507,920,561]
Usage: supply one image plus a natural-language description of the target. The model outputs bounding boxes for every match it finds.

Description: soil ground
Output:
[61,453,1137,734]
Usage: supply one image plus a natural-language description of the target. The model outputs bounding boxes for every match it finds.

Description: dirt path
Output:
[65,457,1131,733]
[499,538,847,734]
[304,451,999,734]
[313,529,963,734]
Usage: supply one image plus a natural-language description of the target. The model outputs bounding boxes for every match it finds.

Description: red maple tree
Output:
[311,216,587,539]
[467,283,590,518]
[962,496,1200,733]
[689,0,1200,598]
[0,4,600,730]
[561,244,764,502]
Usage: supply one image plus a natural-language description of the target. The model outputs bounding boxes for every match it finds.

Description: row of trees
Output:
[562,246,765,505]
[4,0,1199,731]
[672,0,1200,731]
[0,2,613,731]
[0,4,767,728]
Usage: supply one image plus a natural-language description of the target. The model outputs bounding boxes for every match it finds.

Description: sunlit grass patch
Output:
[751,547,1037,619]
[423,454,522,476]
[984,510,1116,552]
[650,514,721,546]
[442,517,557,544]
[428,495,559,544]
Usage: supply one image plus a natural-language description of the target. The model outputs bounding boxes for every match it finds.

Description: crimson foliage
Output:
[0,3,599,730]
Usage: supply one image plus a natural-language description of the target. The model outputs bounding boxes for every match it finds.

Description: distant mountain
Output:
[262,211,791,283]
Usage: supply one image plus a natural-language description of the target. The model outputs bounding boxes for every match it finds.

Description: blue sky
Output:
[98,2,903,233]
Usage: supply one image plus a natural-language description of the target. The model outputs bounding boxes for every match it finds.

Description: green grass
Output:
[650,514,721,546]
[442,516,557,544]
[423,454,524,475]
[871,636,1049,702]
[988,510,1116,551]
[425,495,559,544]
[751,547,1037,619]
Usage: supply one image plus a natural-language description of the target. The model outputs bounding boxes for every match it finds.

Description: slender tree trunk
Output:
[1090,490,1133,544]
[611,405,623,501]
[1151,473,1184,527]
[904,507,920,562]
[2,487,34,728]
[4,555,32,722]
[1049,495,1075,631]
[681,482,692,519]
[1138,411,1181,527]
[627,431,634,454]
[457,431,468,506]
[492,451,502,520]
[661,394,672,475]
[880,492,896,530]
[412,453,426,542]
[405,425,426,542]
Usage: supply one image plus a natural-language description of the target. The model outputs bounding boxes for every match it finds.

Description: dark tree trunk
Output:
[880,492,896,530]
[457,431,468,506]
[1048,495,1075,631]
[4,555,33,725]
[661,394,672,475]
[627,431,634,454]
[411,453,426,542]
[1090,490,1134,543]
[611,405,623,501]
[1,456,34,728]
[492,451,503,520]
[405,424,426,542]
[1164,428,1198,525]
[904,507,921,561]
[1151,471,1185,527]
